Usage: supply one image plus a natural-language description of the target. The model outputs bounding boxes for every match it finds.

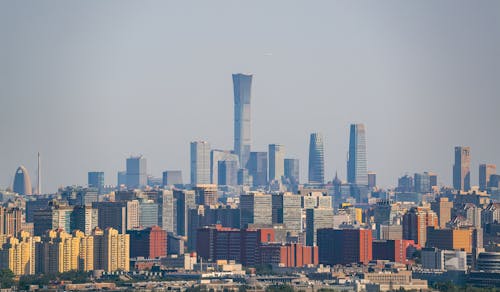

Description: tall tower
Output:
[190,141,211,185]
[453,146,471,191]
[268,144,285,181]
[347,124,368,185]
[126,156,147,189]
[479,164,496,191]
[13,166,32,195]
[37,152,41,195]
[308,133,325,184]
[233,73,253,169]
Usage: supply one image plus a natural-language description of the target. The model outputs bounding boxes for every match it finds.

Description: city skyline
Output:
[1,1,500,192]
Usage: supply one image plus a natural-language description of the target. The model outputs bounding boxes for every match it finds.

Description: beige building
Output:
[93,227,129,272]
[0,231,38,275]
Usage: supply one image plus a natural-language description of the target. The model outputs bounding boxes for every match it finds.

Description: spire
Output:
[37,152,41,195]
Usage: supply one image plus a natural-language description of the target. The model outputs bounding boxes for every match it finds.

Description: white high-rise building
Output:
[190,141,211,185]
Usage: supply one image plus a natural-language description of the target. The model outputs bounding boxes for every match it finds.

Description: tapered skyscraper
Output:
[233,73,252,168]
[308,133,325,184]
[453,146,471,191]
[347,124,368,185]
[13,166,32,195]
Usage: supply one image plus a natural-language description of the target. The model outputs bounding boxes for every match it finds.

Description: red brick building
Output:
[372,239,415,263]
[259,243,318,267]
[317,228,372,265]
[128,226,167,259]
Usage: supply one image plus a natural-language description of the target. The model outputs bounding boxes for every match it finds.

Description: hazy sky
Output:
[1,1,499,193]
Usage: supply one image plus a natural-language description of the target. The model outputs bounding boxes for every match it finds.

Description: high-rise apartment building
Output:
[190,141,211,185]
[0,231,36,275]
[13,165,32,195]
[233,73,253,168]
[268,144,285,181]
[93,227,130,272]
[88,171,104,193]
[308,133,325,184]
[126,156,147,189]
[247,152,268,187]
[0,207,22,236]
[453,146,471,191]
[479,164,496,191]
[347,124,368,186]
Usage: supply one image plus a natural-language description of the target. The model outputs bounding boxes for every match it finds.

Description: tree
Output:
[0,269,15,288]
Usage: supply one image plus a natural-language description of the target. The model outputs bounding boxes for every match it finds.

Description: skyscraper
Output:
[162,170,183,186]
[233,73,253,168]
[479,164,496,191]
[308,133,325,184]
[268,144,285,181]
[284,158,300,184]
[240,193,272,228]
[190,141,211,185]
[13,166,32,195]
[126,156,147,189]
[453,146,471,191]
[218,160,238,186]
[247,152,268,187]
[88,171,104,193]
[347,124,368,186]
[210,149,239,185]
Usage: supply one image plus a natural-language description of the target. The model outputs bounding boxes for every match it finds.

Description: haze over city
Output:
[1,1,500,192]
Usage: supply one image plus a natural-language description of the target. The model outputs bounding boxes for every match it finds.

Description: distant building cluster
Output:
[2,73,500,290]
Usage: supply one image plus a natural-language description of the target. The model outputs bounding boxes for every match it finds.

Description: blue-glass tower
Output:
[308,133,325,184]
[233,73,253,169]
[347,124,368,185]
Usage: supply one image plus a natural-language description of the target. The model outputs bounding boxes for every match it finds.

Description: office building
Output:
[268,144,285,181]
[162,170,183,186]
[88,171,104,193]
[259,243,318,268]
[308,133,325,184]
[428,172,438,188]
[117,171,127,187]
[240,193,272,228]
[414,172,431,193]
[480,164,496,191]
[284,158,300,184]
[272,193,302,234]
[13,165,32,195]
[402,206,438,246]
[92,201,139,233]
[317,228,372,265]
[347,124,368,186]
[128,226,167,259]
[159,190,175,233]
[421,248,467,271]
[426,227,478,253]
[210,149,238,185]
[218,160,238,186]
[190,141,211,185]
[431,197,454,228]
[368,172,377,189]
[70,205,98,235]
[305,208,334,246]
[372,239,415,264]
[33,205,73,236]
[233,73,253,168]
[247,152,268,187]
[139,201,159,228]
[126,156,147,189]
[453,146,471,191]
[193,184,218,206]
[173,190,196,236]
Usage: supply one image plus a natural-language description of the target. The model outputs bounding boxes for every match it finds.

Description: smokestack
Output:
[37,152,41,195]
